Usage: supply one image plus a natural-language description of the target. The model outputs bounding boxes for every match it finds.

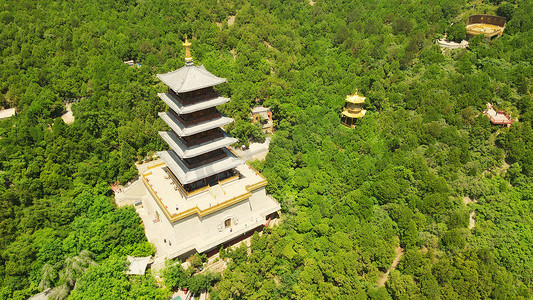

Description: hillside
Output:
[0,0,532,298]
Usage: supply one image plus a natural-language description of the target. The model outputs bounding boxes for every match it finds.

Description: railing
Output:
[177,112,221,127]
[179,131,224,147]
[165,167,210,197]
[344,108,363,114]
[182,151,227,169]
[143,161,268,223]
[170,89,219,106]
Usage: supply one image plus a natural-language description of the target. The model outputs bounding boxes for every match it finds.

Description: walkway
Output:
[231,137,271,161]
[113,175,173,272]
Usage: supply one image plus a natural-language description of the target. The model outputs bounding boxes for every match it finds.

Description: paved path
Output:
[231,137,270,161]
[462,196,477,230]
[113,174,173,272]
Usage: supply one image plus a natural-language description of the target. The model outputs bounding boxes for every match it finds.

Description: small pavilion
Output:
[483,103,513,127]
[341,90,366,128]
[251,106,273,134]
[466,15,506,39]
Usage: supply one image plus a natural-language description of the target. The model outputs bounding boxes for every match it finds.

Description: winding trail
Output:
[463,196,477,229]
[377,245,404,287]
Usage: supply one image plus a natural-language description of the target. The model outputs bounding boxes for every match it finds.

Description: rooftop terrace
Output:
[142,161,268,223]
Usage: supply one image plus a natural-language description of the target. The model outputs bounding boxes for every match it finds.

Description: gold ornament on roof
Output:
[183,36,193,64]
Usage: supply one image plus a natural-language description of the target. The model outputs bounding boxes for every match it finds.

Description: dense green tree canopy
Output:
[0,0,531,298]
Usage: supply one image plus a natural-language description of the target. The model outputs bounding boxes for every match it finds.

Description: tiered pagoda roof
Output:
[156,37,243,193]
[158,150,242,185]
[158,111,234,136]
[342,90,367,121]
[345,92,366,104]
[158,92,230,114]
[157,65,227,93]
[159,131,237,159]
[341,90,367,128]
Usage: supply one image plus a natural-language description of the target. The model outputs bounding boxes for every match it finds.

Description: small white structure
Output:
[251,106,274,134]
[437,38,469,49]
[124,60,141,68]
[0,108,16,120]
[126,256,152,275]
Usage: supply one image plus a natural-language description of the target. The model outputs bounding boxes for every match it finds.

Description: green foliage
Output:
[448,23,467,42]
[163,260,220,295]
[188,253,208,269]
[0,0,532,298]
[163,261,189,290]
[227,120,265,147]
[69,255,168,300]
[496,3,515,20]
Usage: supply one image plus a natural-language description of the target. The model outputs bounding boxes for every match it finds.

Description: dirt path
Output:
[61,103,75,124]
[227,15,235,26]
[377,245,404,287]
[216,15,236,29]
[469,211,476,229]
[462,196,477,229]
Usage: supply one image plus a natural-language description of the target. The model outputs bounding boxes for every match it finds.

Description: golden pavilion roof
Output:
[342,109,367,119]
[345,91,366,104]
[466,15,506,38]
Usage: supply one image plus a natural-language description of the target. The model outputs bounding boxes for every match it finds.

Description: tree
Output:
[45,250,96,300]
[163,261,188,290]
[448,23,466,42]
[496,3,515,21]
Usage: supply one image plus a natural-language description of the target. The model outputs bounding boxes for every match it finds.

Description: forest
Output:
[0,0,532,298]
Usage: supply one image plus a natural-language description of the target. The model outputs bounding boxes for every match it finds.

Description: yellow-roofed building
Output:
[341,90,366,128]
[466,15,506,39]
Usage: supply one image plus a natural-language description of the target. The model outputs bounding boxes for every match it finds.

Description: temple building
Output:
[341,90,366,128]
[466,15,506,39]
[483,102,513,127]
[251,106,274,134]
[141,38,280,260]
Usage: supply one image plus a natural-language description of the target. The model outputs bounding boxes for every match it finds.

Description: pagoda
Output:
[156,38,242,194]
[140,38,280,261]
[341,90,366,128]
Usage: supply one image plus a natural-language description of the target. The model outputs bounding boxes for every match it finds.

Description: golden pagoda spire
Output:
[183,36,193,65]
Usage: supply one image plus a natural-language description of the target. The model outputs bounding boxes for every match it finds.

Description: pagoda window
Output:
[224,218,232,228]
